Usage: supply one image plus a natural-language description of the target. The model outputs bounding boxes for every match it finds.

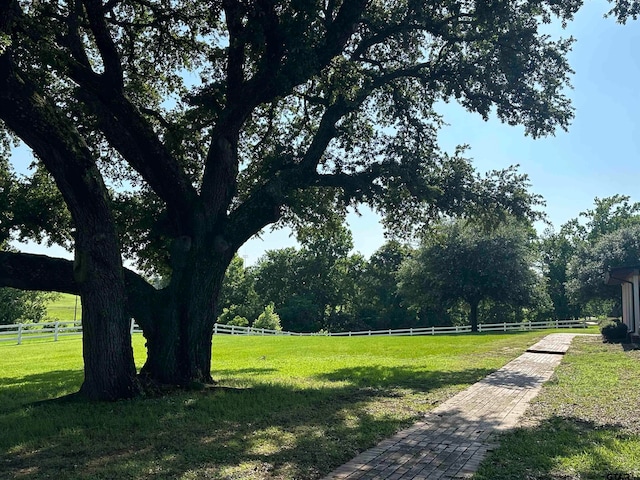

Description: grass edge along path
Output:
[0,330,592,480]
[474,335,640,480]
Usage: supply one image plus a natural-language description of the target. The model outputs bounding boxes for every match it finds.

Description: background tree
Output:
[552,195,640,318]
[399,220,543,332]
[252,223,365,332]
[0,287,51,324]
[577,195,640,244]
[0,0,576,399]
[217,255,261,325]
[566,224,640,317]
[353,241,416,330]
[539,226,582,320]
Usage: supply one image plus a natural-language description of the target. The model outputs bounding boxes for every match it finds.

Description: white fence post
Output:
[410,328,413,336]
[214,324,218,335]
[54,321,60,341]
[503,322,506,332]
[130,318,135,335]
[479,324,482,333]
[17,323,23,345]
[431,326,435,335]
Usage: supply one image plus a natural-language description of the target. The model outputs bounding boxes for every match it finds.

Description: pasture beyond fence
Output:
[0,318,588,345]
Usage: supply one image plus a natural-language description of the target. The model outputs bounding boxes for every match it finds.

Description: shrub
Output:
[253,303,282,331]
[600,319,629,343]
[228,315,249,327]
[216,306,237,325]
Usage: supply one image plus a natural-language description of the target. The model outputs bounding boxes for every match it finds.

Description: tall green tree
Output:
[399,220,542,332]
[0,0,577,399]
[566,224,640,316]
[253,223,365,332]
[354,241,416,329]
[578,195,640,244]
[0,287,51,324]
[555,195,640,318]
[540,226,581,320]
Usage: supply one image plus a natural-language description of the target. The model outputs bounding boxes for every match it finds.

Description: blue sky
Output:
[10,0,640,265]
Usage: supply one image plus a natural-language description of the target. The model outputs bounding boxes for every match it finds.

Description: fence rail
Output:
[0,318,589,345]
[322,319,588,336]
[0,320,83,344]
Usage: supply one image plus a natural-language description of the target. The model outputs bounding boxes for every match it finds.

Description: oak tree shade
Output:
[0,0,581,399]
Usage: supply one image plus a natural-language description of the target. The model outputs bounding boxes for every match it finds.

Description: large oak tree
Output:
[1,0,580,399]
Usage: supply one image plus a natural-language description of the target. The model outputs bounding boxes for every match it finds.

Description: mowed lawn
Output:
[0,330,593,479]
[45,293,82,322]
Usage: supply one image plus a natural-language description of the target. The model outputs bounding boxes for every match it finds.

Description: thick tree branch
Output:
[63,60,199,230]
[47,4,200,232]
[222,0,246,107]
[224,180,287,252]
[0,57,115,240]
[0,251,77,294]
[313,169,384,199]
[0,251,157,332]
[299,97,353,172]
[81,0,123,89]
[200,0,369,217]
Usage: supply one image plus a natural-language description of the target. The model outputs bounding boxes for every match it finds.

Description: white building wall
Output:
[634,273,640,334]
[622,282,633,332]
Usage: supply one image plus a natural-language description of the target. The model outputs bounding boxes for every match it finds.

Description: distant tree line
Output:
[216,195,640,333]
[217,219,547,333]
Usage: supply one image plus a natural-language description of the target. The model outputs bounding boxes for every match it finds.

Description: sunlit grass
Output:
[45,293,82,322]
[475,336,640,480]
[0,330,594,479]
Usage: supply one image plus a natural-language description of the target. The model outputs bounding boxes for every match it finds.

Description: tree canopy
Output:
[398,220,542,331]
[567,224,640,316]
[540,195,640,319]
[0,0,589,399]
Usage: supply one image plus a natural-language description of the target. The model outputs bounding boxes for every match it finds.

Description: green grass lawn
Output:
[45,293,82,322]
[0,331,570,480]
[475,335,640,480]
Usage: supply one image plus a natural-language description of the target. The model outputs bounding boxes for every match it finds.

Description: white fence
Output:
[322,318,588,336]
[0,320,83,344]
[0,318,588,345]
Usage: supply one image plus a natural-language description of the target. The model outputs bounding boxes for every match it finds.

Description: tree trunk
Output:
[469,301,479,333]
[0,50,138,401]
[75,230,138,400]
[140,241,231,387]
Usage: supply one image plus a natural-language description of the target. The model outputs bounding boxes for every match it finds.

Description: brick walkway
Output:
[323,333,584,480]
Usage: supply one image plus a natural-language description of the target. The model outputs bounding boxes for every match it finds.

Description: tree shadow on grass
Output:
[475,416,640,480]
[0,369,84,411]
[315,365,495,392]
[0,363,499,480]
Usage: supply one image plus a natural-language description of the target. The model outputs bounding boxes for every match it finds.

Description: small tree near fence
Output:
[253,303,282,331]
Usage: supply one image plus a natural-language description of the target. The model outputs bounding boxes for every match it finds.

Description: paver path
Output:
[323,333,585,480]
